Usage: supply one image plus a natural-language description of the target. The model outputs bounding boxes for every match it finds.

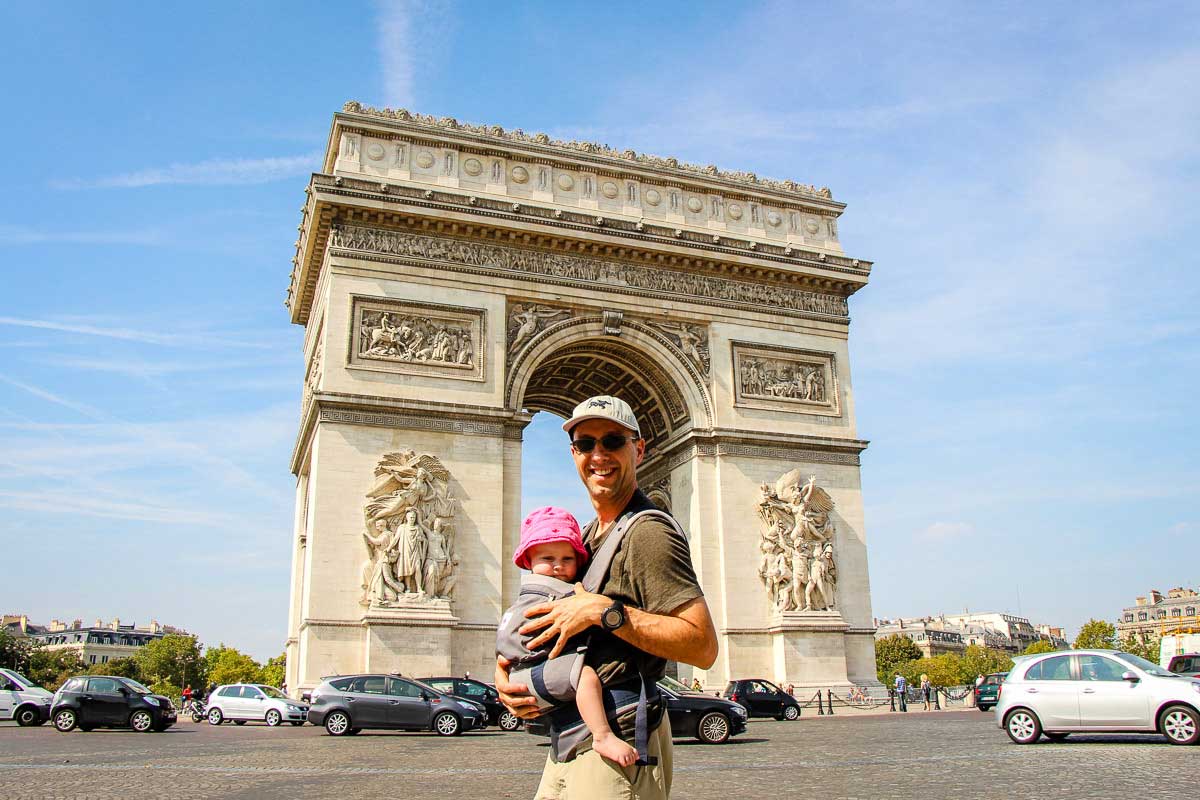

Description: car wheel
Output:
[498,711,522,731]
[207,708,224,725]
[15,706,40,727]
[191,712,204,723]
[783,704,800,721]
[234,720,247,726]
[1004,708,1042,744]
[978,705,991,712]
[696,712,731,744]
[1160,704,1200,745]
[1043,732,1069,742]
[325,711,351,736]
[130,710,154,732]
[53,708,78,732]
[265,709,282,727]
[433,711,461,736]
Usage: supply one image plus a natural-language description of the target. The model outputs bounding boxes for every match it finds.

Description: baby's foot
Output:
[592,731,638,767]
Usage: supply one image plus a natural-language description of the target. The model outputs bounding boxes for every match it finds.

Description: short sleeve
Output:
[623,518,703,616]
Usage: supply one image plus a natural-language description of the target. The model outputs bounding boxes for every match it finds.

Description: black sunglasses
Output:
[570,433,638,453]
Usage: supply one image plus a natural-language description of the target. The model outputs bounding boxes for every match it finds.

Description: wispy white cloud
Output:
[919,521,975,541]
[0,225,167,246]
[0,374,109,421]
[376,0,417,108]
[41,354,291,380]
[51,152,320,190]
[0,316,278,350]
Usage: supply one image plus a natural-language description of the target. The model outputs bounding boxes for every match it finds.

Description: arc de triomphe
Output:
[284,102,879,694]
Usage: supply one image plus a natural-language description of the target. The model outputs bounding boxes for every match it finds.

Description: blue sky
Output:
[1,2,1197,660]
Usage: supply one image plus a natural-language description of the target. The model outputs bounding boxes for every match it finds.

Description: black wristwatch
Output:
[601,599,627,632]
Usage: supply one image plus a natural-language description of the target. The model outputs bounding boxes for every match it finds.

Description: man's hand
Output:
[519,583,609,659]
[494,655,540,720]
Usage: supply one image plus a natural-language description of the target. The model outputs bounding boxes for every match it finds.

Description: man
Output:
[894,673,908,712]
[497,396,718,799]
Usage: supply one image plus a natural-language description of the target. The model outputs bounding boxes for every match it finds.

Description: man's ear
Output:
[634,437,646,465]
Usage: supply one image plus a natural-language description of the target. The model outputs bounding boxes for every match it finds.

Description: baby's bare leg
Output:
[576,666,637,766]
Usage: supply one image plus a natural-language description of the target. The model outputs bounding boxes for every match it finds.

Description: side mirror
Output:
[1121,671,1140,682]
[118,687,130,695]
[420,692,430,701]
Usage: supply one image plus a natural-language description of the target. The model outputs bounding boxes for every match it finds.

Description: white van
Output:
[0,667,53,726]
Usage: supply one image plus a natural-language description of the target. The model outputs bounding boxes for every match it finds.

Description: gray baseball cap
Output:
[561,395,641,437]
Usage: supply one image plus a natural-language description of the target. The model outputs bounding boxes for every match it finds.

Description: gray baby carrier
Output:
[497,509,682,763]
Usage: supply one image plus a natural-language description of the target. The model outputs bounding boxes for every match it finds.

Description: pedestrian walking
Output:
[496,395,718,800]
[894,673,908,712]
[786,683,795,696]
[691,678,702,692]
[920,674,932,711]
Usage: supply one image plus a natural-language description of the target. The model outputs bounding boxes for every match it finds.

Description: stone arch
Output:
[506,316,713,453]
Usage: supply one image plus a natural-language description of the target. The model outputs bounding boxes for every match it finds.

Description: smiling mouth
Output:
[590,467,616,479]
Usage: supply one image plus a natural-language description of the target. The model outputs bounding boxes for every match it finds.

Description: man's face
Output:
[569,418,644,507]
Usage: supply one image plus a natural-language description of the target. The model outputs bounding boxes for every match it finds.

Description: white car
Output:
[996,649,1200,745]
[0,668,53,726]
[206,684,309,727]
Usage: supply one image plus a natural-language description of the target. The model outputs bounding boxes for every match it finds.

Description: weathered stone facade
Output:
[284,103,880,694]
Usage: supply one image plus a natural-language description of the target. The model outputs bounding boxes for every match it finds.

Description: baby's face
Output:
[527,540,580,581]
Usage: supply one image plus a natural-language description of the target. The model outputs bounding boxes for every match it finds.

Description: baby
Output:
[499,506,638,767]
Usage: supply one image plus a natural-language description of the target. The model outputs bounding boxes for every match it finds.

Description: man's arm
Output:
[521,588,717,668]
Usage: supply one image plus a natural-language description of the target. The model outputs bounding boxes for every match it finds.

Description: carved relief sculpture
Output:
[507,302,572,360]
[732,342,840,416]
[647,320,711,377]
[756,472,839,613]
[349,296,485,381]
[359,450,460,607]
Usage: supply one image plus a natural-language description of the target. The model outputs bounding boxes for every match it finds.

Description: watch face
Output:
[603,607,623,629]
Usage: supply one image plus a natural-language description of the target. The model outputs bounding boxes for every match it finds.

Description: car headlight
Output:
[734,705,748,717]
[1191,682,1200,696]
[287,704,303,712]
[143,696,160,707]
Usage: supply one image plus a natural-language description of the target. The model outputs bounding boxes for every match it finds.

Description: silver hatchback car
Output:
[996,649,1200,745]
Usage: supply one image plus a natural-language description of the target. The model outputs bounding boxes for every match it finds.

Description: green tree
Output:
[900,653,964,688]
[958,645,1014,684]
[0,629,33,672]
[206,644,263,686]
[875,634,923,683]
[1023,640,1057,655]
[26,646,85,690]
[1119,633,1159,662]
[87,656,143,681]
[1073,619,1117,650]
[136,634,206,691]
[258,653,286,688]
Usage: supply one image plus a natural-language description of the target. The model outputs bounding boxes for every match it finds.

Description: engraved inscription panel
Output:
[732,341,840,416]
[349,295,485,381]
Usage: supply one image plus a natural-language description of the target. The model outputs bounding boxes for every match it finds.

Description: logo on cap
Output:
[587,399,612,409]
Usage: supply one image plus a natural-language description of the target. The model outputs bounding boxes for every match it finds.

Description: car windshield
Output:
[123,679,153,694]
[657,676,692,694]
[407,678,443,695]
[4,671,38,689]
[1113,652,1174,677]
[258,686,288,699]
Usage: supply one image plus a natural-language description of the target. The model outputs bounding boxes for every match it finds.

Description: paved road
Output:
[0,711,1189,799]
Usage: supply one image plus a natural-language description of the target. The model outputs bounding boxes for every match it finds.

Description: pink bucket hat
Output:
[514,506,588,570]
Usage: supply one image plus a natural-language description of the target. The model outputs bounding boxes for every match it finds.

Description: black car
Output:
[723,679,802,720]
[525,677,749,744]
[51,675,177,733]
[306,673,486,736]
[419,676,522,731]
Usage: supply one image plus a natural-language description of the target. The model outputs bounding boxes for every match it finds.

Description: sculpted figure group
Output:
[359,311,474,367]
[740,356,826,403]
[756,472,839,612]
[359,450,460,606]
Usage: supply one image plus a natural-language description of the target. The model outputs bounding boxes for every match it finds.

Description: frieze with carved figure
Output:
[349,295,485,381]
[757,472,839,613]
[732,342,840,416]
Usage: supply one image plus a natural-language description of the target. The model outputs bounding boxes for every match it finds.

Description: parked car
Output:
[205,684,309,727]
[1167,654,1200,679]
[419,676,521,730]
[307,674,485,736]
[996,649,1200,745]
[723,679,802,720]
[974,672,1007,712]
[0,668,52,726]
[524,677,749,744]
[51,675,176,733]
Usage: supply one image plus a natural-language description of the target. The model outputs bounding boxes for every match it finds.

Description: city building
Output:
[1036,624,1069,649]
[873,617,965,657]
[20,616,187,666]
[940,612,1040,652]
[1117,587,1200,643]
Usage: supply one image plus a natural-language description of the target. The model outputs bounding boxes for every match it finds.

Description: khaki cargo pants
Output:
[534,719,672,800]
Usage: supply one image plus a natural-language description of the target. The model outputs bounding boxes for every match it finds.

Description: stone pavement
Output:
[0,710,1187,799]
